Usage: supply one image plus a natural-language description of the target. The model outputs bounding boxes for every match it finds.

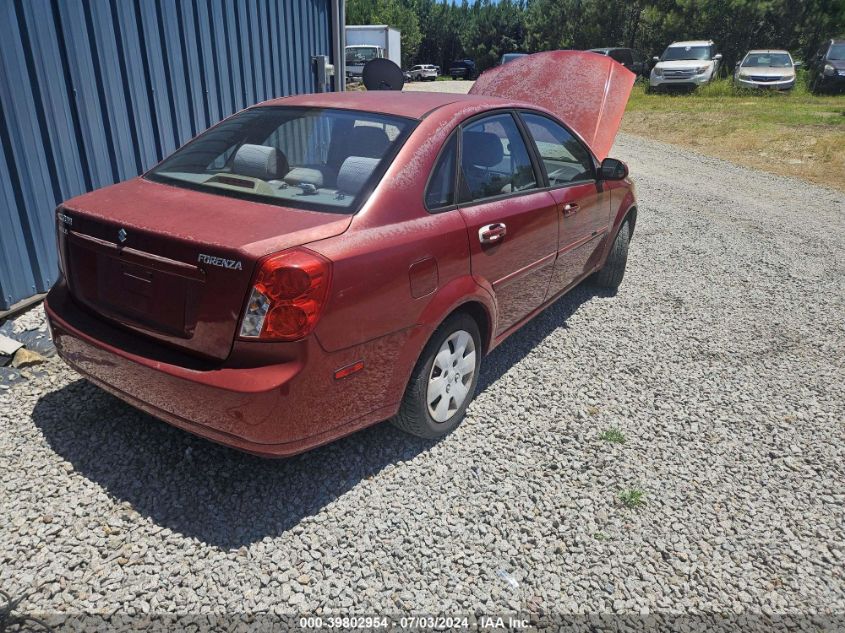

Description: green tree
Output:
[347,0,845,72]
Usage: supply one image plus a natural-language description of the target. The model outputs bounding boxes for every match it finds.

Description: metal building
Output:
[0,0,345,313]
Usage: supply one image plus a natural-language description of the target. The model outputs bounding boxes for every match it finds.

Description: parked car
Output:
[734,50,798,90]
[498,53,529,65]
[449,59,477,80]
[409,64,438,81]
[45,51,637,457]
[808,38,845,93]
[649,40,722,91]
[588,48,648,78]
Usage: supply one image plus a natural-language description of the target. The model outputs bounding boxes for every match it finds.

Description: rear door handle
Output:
[478,223,507,244]
[562,202,580,216]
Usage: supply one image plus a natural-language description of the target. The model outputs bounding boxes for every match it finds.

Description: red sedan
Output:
[46,52,638,456]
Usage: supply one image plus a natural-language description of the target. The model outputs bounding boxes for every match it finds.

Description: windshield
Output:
[743,53,792,67]
[501,54,527,63]
[147,107,415,214]
[829,44,845,60]
[662,45,711,61]
[346,47,380,64]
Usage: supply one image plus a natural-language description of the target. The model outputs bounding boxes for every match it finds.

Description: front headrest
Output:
[337,156,380,195]
[462,131,504,168]
[347,126,390,158]
[232,144,289,180]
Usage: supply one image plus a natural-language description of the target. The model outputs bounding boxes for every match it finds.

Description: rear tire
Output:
[392,313,481,439]
[592,221,631,289]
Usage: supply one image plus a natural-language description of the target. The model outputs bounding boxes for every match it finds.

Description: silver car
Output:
[734,50,798,90]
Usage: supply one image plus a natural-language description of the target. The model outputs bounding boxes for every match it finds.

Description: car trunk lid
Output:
[58,177,351,360]
[469,50,636,160]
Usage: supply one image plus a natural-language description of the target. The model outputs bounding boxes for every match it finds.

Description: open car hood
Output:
[469,51,636,160]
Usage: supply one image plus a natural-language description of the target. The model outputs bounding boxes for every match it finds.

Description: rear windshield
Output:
[743,53,792,67]
[662,45,712,61]
[146,107,415,213]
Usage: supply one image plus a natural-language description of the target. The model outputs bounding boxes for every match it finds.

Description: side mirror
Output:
[600,158,628,181]
[652,56,660,63]
[794,60,803,68]
[714,53,723,61]
[735,61,741,68]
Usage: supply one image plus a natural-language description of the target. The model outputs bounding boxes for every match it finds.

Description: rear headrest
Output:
[337,156,380,195]
[283,167,326,188]
[346,126,390,158]
[462,131,503,168]
[232,144,289,180]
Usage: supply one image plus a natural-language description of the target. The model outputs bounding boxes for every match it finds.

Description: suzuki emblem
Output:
[118,228,127,243]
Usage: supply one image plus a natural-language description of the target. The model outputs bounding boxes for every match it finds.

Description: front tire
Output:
[592,221,631,289]
[392,313,481,439]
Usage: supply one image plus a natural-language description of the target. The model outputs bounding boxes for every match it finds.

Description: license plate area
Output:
[67,231,205,339]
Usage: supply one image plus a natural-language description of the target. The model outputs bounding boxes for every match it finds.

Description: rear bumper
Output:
[45,282,402,457]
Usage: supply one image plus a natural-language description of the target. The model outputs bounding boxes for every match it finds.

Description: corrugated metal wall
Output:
[0,0,335,311]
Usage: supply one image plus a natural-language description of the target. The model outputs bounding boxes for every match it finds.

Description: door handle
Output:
[562,202,580,216]
[478,223,507,244]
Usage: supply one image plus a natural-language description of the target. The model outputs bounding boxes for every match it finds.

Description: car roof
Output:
[258,91,529,120]
[746,49,791,54]
[668,40,713,47]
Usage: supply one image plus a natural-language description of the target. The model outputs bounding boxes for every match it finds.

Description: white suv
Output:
[650,40,722,90]
[409,64,438,82]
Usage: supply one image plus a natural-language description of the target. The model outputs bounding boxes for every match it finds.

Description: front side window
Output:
[459,113,537,203]
[610,49,633,65]
[521,113,593,186]
[662,45,712,61]
[147,107,414,213]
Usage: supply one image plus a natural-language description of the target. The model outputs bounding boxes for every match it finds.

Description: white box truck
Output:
[345,25,402,80]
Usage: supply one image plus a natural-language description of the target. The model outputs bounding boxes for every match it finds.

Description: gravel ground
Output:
[1,90,844,627]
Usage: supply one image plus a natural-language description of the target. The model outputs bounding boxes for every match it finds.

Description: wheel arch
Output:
[414,276,497,357]
[446,300,494,356]
[624,205,637,239]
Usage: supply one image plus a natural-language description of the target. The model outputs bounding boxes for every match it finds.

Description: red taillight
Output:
[239,248,331,341]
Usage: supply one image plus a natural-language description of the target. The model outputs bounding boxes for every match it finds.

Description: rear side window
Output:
[458,113,537,203]
[425,135,457,210]
[521,113,594,186]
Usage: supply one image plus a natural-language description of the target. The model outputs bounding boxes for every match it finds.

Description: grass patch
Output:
[618,488,646,509]
[623,77,845,190]
[599,427,626,444]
